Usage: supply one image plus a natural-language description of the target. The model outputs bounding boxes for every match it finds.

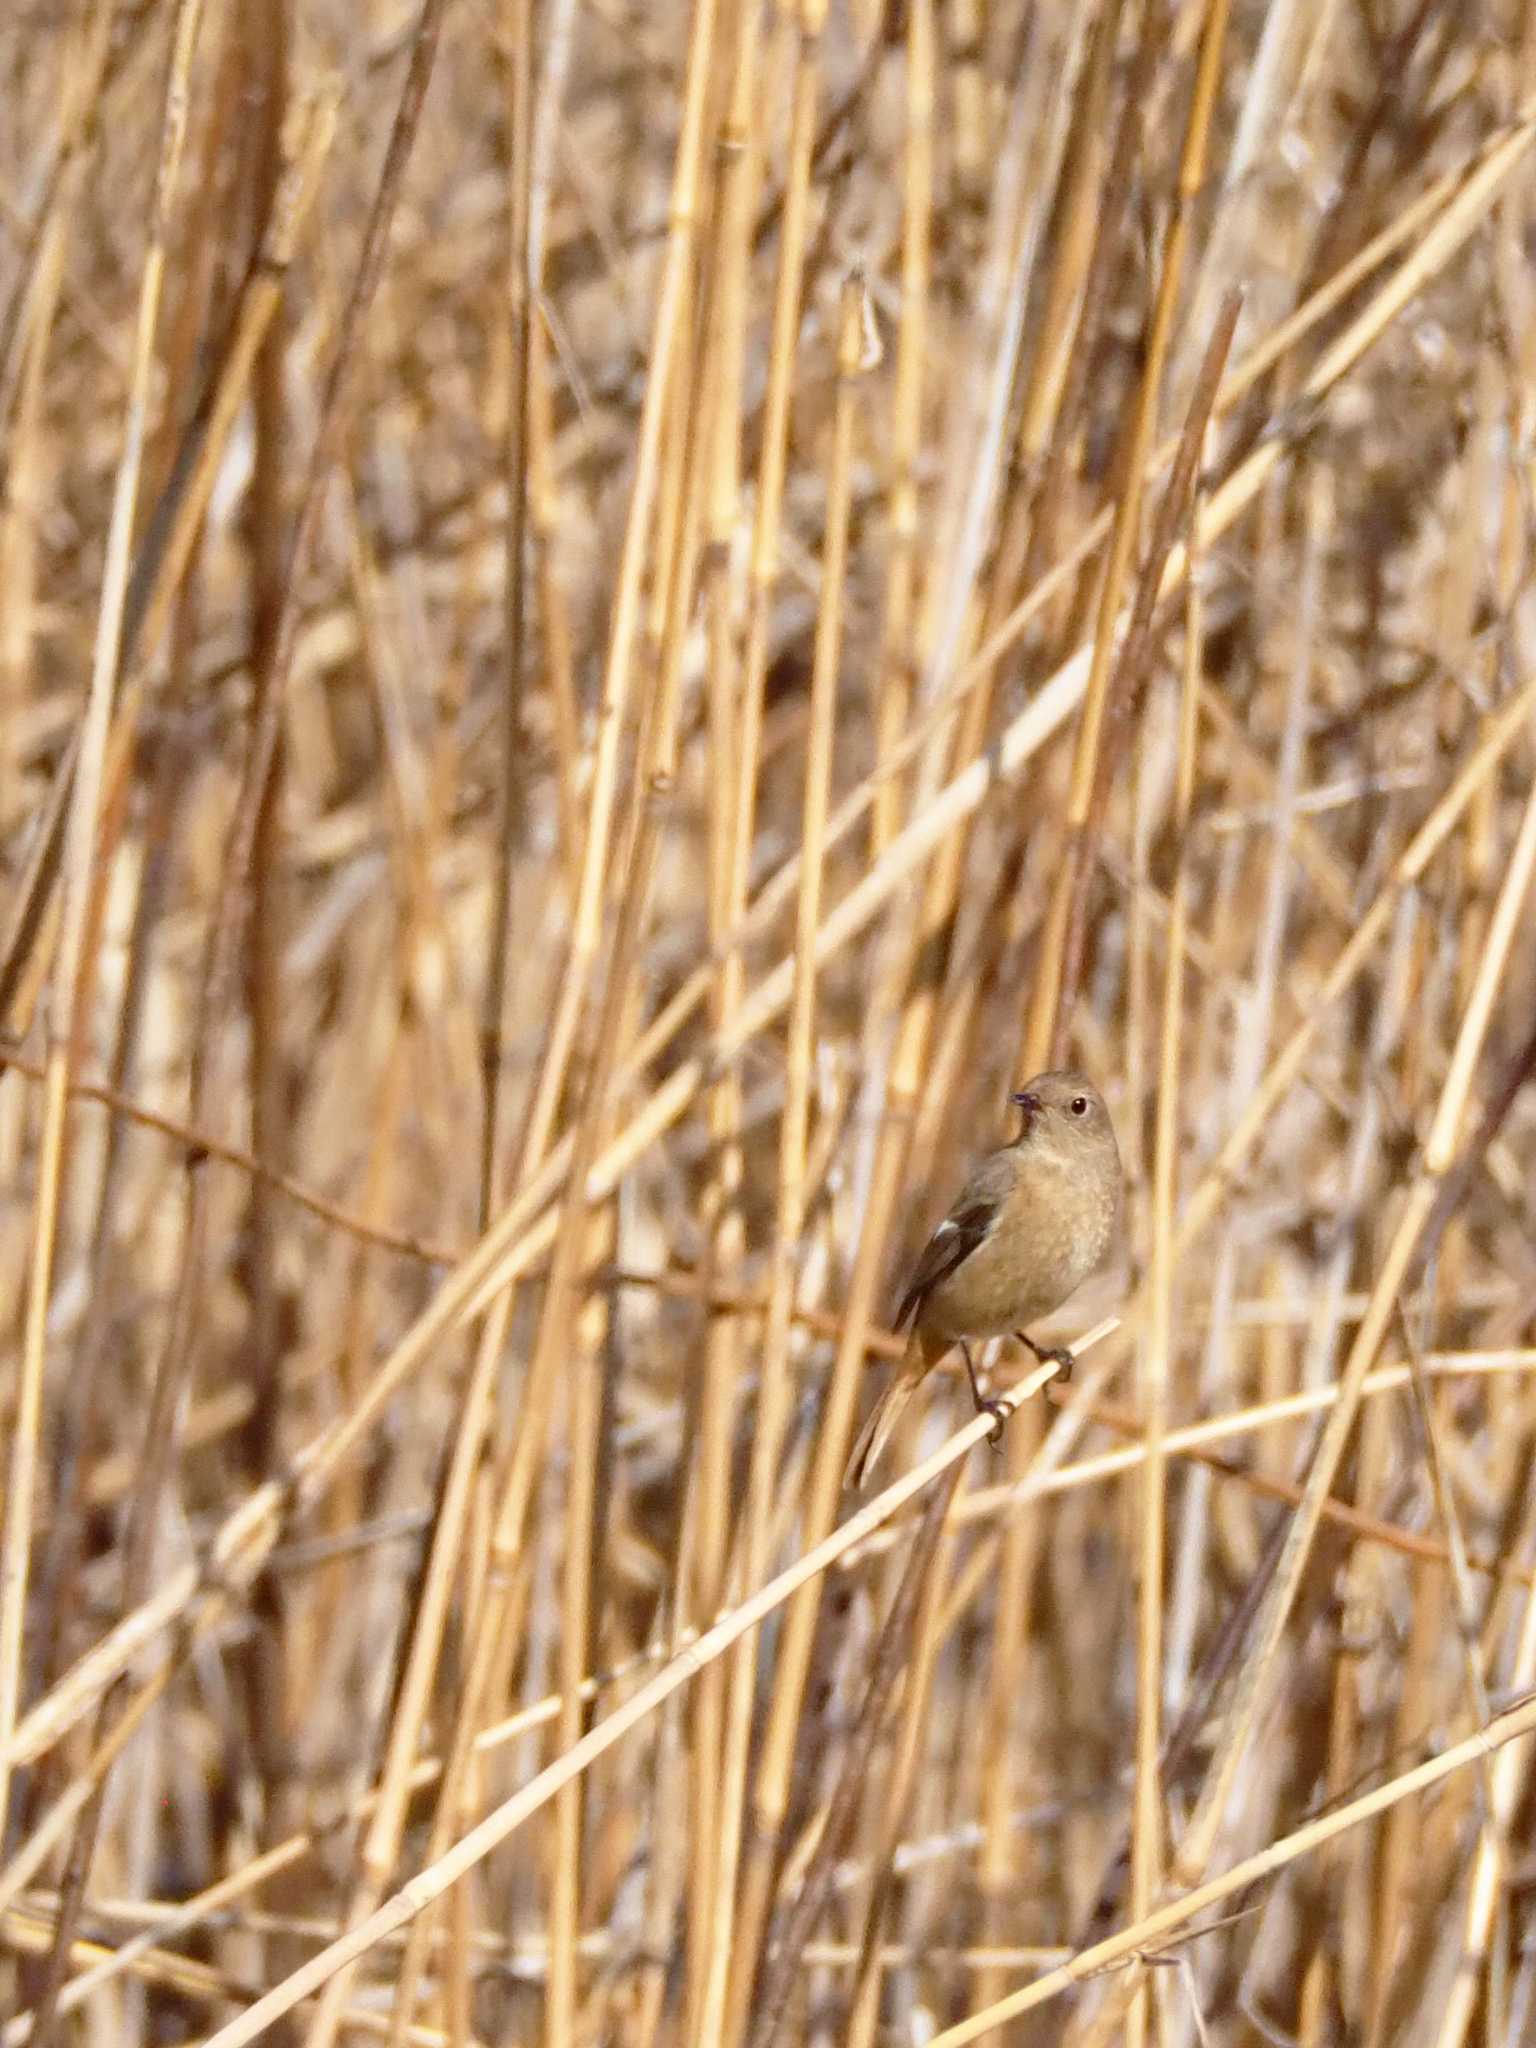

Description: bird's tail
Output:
[844,1330,946,1490]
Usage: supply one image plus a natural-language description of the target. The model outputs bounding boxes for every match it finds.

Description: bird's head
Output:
[1009,1070,1118,1165]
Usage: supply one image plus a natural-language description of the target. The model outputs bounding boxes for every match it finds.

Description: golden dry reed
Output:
[0,3,1535,2045]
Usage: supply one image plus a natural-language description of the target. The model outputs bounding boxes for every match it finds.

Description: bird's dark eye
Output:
[1070,1095,1089,1117]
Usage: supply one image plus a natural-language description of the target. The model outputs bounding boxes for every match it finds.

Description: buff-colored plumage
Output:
[846,1070,1122,1488]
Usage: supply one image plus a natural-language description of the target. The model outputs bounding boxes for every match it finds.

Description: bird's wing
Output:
[892,1155,1013,1332]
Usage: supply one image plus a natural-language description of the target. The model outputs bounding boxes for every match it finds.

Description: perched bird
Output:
[845,1069,1122,1488]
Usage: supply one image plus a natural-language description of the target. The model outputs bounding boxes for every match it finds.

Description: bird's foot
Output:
[978,1396,1010,1451]
[1017,1334,1075,1382]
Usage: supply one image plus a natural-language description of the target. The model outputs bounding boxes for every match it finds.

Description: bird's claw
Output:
[1017,1335,1075,1382]
[979,1397,1009,1451]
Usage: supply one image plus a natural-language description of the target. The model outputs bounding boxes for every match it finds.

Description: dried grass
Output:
[2,2,1536,2045]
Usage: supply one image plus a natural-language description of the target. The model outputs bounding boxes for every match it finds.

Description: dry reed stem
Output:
[748,1464,965,2048]
[5,10,1536,2041]
[926,1686,1536,2044]
[706,259,866,2042]
[697,2,837,2030]
[477,0,537,1232]
[674,10,762,2032]
[1130,429,1206,2031]
[0,0,204,1857]
[0,91,1494,1314]
[7,1346,1530,2013]
[191,1353,1082,2046]
[2,1339,1532,2020]
[1169,734,1536,1894]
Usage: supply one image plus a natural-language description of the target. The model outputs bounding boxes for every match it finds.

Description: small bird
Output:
[845,1069,1123,1488]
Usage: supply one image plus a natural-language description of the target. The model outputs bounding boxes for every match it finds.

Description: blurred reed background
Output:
[2,0,1536,2043]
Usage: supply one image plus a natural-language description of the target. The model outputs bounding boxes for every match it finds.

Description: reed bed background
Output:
[2,0,1536,2043]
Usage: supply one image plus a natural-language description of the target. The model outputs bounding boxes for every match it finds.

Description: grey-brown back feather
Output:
[892,1152,1016,1332]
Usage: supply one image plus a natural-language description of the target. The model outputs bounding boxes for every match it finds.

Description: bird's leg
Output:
[1017,1331,1074,1382]
[961,1340,1009,1450]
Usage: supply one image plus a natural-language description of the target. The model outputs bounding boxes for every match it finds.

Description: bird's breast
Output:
[922,1158,1115,1339]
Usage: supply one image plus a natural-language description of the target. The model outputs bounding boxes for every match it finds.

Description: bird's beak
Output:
[1010,1089,1042,1124]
